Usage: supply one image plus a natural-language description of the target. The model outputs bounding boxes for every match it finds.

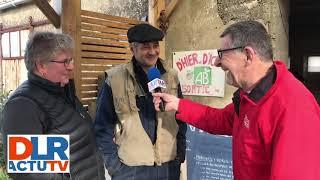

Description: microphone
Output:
[147,67,166,112]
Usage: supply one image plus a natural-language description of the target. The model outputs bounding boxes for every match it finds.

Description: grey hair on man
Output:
[24,32,74,72]
[220,20,273,61]
[129,42,139,48]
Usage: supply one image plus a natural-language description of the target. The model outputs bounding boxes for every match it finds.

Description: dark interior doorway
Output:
[290,0,320,103]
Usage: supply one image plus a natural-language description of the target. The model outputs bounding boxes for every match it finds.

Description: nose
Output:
[148,47,157,55]
[66,62,74,70]
[214,56,222,67]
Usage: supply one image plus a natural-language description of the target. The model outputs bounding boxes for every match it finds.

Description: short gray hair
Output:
[24,32,74,72]
[220,20,273,61]
[130,42,139,48]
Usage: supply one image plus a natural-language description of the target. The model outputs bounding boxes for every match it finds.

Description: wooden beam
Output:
[164,0,179,19]
[149,0,166,59]
[153,0,180,23]
[148,0,156,26]
[61,0,81,97]
[32,0,60,28]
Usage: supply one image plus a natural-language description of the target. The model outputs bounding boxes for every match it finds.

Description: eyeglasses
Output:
[50,58,74,67]
[217,46,244,59]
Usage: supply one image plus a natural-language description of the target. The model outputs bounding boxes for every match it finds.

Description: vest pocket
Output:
[128,90,139,112]
[114,96,130,114]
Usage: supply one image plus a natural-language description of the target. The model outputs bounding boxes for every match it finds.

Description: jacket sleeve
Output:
[176,99,234,136]
[1,97,67,180]
[269,103,320,179]
[94,81,122,175]
[175,84,187,163]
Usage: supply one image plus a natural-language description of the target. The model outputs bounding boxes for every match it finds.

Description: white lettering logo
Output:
[243,114,250,129]
[147,78,166,92]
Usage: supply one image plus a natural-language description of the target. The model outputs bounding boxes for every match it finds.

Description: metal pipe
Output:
[0,0,32,11]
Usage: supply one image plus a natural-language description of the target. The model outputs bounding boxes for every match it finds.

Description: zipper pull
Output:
[80,113,85,118]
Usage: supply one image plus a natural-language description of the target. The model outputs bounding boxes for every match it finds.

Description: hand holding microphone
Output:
[152,92,180,112]
[147,67,180,112]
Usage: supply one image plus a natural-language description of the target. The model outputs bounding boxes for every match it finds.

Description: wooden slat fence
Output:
[78,10,142,107]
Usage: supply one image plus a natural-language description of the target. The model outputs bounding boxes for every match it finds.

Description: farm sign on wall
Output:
[173,50,225,97]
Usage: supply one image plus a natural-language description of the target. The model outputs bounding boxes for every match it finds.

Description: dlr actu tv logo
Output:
[7,135,70,173]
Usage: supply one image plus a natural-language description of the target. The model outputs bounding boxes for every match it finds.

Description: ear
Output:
[130,46,135,54]
[35,60,47,75]
[243,46,256,65]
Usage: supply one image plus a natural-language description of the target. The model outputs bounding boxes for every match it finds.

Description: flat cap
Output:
[127,23,164,43]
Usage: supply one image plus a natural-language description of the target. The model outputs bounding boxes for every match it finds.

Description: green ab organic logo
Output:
[193,66,212,85]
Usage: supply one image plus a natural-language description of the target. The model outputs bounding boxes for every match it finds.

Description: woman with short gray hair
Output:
[2,32,105,180]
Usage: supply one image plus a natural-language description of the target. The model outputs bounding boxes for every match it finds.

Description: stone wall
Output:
[0,0,148,28]
[0,3,53,29]
[82,0,148,20]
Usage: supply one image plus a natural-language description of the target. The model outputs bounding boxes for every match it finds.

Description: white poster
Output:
[173,49,225,97]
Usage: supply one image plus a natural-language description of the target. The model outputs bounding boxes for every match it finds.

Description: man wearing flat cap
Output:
[94,23,187,179]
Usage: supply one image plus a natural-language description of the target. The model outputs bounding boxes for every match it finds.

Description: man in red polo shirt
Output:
[153,20,320,180]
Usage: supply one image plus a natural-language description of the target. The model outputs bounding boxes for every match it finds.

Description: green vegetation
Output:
[0,166,11,180]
